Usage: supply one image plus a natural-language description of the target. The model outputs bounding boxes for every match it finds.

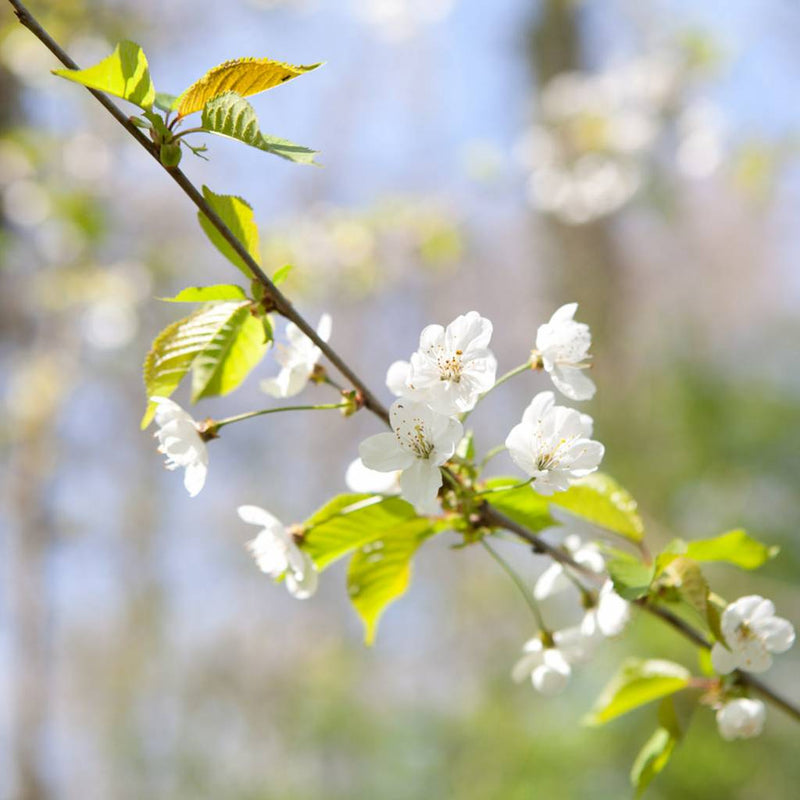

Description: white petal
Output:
[532,649,571,695]
[399,459,443,514]
[285,553,319,599]
[237,504,283,530]
[756,617,795,654]
[533,563,570,600]
[316,313,332,343]
[550,365,596,401]
[596,589,630,637]
[183,460,207,497]
[345,458,400,494]
[711,642,739,675]
[359,432,415,472]
[521,391,556,427]
[716,699,766,741]
[386,360,412,396]
[512,650,543,683]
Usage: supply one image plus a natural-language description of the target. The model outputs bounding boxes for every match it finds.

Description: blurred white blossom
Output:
[261,314,330,398]
[716,698,766,741]
[239,505,318,599]
[151,397,208,497]
[711,595,795,674]
[535,302,595,401]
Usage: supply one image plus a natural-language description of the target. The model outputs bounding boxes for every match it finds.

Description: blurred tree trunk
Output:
[528,0,626,359]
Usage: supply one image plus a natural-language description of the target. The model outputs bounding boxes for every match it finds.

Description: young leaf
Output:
[201,92,317,164]
[302,494,423,571]
[347,522,433,645]
[197,186,262,278]
[141,301,265,427]
[606,551,655,600]
[176,57,322,118]
[585,658,691,726]
[158,284,247,303]
[53,41,156,109]
[630,698,684,797]
[679,530,777,570]
[550,473,644,542]
[481,477,553,532]
[272,264,293,285]
[191,306,269,401]
[154,92,179,112]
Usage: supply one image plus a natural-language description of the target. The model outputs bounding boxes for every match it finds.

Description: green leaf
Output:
[191,306,269,401]
[347,522,433,645]
[550,473,644,542]
[482,477,553,532]
[201,92,317,164]
[197,186,262,278]
[140,300,266,427]
[302,494,424,571]
[659,530,778,571]
[631,698,684,797]
[656,556,709,618]
[154,92,179,112]
[158,284,247,303]
[272,264,293,285]
[53,40,156,109]
[585,658,691,726]
[177,57,322,118]
[606,551,655,600]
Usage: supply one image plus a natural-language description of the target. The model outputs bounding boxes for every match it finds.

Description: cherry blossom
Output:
[711,595,795,674]
[238,505,318,599]
[359,399,463,513]
[535,303,595,401]
[151,396,208,497]
[716,698,766,741]
[261,313,331,398]
[505,391,604,495]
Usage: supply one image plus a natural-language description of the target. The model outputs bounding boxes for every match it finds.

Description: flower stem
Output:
[479,444,507,470]
[473,477,533,497]
[213,402,349,431]
[482,537,548,631]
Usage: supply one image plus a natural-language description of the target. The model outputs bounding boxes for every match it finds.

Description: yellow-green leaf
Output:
[302,495,421,571]
[201,92,317,164]
[53,40,155,109]
[141,300,263,427]
[551,473,645,542]
[659,530,779,571]
[191,306,269,401]
[158,284,247,303]
[631,698,684,797]
[585,659,691,726]
[347,521,433,645]
[481,477,553,532]
[176,57,321,118]
[197,186,261,278]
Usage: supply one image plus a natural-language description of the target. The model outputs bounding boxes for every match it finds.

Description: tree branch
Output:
[10,0,799,726]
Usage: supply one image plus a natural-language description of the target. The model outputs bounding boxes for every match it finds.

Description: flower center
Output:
[396,417,434,460]
[431,346,463,382]
[535,437,567,472]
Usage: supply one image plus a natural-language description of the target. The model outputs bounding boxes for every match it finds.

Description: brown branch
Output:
[10,0,799,726]
[8,0,389,424]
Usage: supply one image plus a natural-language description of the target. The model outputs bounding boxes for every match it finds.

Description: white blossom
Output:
[238,505,318,599]
[511,626,594,696]
[505,391,604,495]
[581,581,631,639]
[711,595,795,674]
[534,534,605,600]
[261,313,331,398]
[151,396,208,497]
[535,303,595,401]
[359,399,463,513]
[345,457,401,495]
[405,311,497,415]
[716,698,766,741]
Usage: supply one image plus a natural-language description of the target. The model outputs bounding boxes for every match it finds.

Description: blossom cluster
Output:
[516,53,726,224]
[146,299,795,746]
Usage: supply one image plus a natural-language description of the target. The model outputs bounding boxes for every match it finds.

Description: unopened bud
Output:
[160,142,182,168]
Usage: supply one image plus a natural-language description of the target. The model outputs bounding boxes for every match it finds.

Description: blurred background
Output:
[1,0,799,797]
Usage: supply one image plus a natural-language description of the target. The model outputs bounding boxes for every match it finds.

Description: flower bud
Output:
[159,142,182,168]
